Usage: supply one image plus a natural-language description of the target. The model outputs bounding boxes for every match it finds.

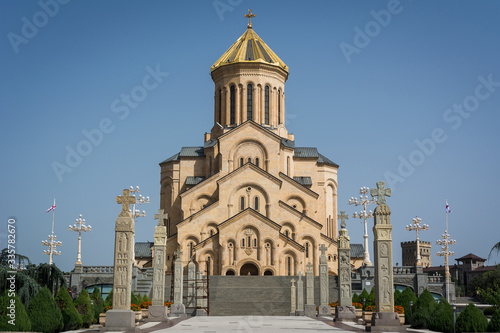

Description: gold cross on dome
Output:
[245,9,256,29]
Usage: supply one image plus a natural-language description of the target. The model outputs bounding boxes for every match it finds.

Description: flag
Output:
[445,201,452,213]
[47,199,56,212]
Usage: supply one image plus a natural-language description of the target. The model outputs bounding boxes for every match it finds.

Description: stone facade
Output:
[401,240,432,267]
[159,23,340,277]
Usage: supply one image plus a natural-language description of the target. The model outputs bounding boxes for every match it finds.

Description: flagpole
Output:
[50,198,55,265]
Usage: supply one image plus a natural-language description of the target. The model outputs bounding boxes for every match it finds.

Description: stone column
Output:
[290,278,296,316]
[318,244,330,316]
[195,271,207,316]
[170,248,186,317]
[106,189,136,329]
[335,211,356,322]
[370,181,401,330]
[186,258,196,315]
[296,272,304,316]
[305,262,316,317]
[148,209,168,321]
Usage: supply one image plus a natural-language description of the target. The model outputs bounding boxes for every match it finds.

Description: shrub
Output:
[74,289,94,328]
[366,288,375,306]
[55,287,82,330]
[90,287,104,323]
[399,287,417,324]
[456,303,488,333]
[131,292,140,305]
[142,294,151,303]
[428,298,453,333]
[359,289,369,305]
[484,306,497,316]
[365,305,375,312]
[0,291,31,331]
[352,293,360,303]
[394,289,402,306]
[131,303,141,311]
[352,302,363,309]
[488,308,500,332]
[104,289,113,307]
[28,287,63,333]
[410,289,436,329]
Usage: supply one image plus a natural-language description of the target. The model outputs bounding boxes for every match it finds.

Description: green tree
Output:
[352,293,360,303]
[55,287,82,330]
[394,289,402,306]
[428,298,453,333]
[398,287,417,324]
[131,292,140,306]
[468,265,500,296]
[28,287,63,333]
[142,293,151,303]
[456,302,488,333]
[479,283,500,308]
[104,289,113,307]
[0,291,31,331]
[74,289,94,327]
[410,289,436,329]
[90,287,104,323]
[366,288,375,306]
[488,308,500,332]
[489,241,500,261]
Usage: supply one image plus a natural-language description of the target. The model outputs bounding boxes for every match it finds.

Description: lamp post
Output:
[68,214,92,267]
[437,230,456,303]
[348,186,376,266]
[405,216,429,266]
[42,234,62,265]
[129,186,149,221]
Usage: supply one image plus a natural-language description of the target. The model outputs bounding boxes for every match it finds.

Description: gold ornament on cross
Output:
[245,9,255,29]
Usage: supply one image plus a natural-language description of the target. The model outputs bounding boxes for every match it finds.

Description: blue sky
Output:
[1,0,499,273]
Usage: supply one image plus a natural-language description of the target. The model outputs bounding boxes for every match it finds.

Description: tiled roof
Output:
[180,147,205,157]
[204,139,217,148]
[294,147,318,158]
[293,176,312,186]
[351,244,364,258]
[135,241,154,258]
[455,253,486,262]
[186,176,206,185]
[160,152,180,164]
[318,153,339,167]
[281,138,295,148]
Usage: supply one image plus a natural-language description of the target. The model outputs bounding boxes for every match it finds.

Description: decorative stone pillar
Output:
[106,189,136,329]
[296,272,304,316]
[335,211,356,322]
[195,271,208,316]
[370,181,402,331]
[186,258,196,315]
[318,244,330,316]
[170,248,186,317]
[148,209,168,321]
[305,262,316,317]
[290,278,296,316]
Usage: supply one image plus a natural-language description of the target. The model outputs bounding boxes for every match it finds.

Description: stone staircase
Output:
[134,267,154,297]
[209,276,292,316]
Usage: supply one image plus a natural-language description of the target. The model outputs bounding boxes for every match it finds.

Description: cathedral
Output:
[159,12,344,276]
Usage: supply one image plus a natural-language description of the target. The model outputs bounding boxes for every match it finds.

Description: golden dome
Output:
[211,27,288,73]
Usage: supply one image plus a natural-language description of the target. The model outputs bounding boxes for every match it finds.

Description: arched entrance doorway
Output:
[263,269,273,276]
[226,269,235,276]
[240,263,259,275]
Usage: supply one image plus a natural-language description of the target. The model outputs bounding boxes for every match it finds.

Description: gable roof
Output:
[135,241,154,258]
[217,162,282,187]
[279,172,319,198]
[293,176,312,186]
[217,208,282,232]
[278,201,322,229]
[455,253,486,262]
[160,147,205,165]
[294,147,339,167]
[350,244,364,258]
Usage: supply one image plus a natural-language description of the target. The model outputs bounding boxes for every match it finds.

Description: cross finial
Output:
[338,211,349,229]
[244,9,255,29]
[306,262,313,272]
[154,209,168,226]
[319,244,327,256]
[174,247,183,259]
[370,181,392,205]
[116,189,136,217]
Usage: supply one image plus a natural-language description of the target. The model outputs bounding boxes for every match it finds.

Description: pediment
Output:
[217,208,281,232]
[217,162,282,187]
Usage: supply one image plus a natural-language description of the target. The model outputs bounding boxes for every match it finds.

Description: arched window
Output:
[189,242,194,259]
[207,256,211,276]
[278,89,281,124]
[287,256,291,276]
[230,85,236,124]
[253,238,257,248]
[264,86,270,125]
[218,89,222,124]
[247,236,251,247]
[248,157,251,163]
[254,196,259,211]
[285,230,289,238]
[255,158,259,168]
[240,196,245,211]
[242,238,245,247]
[247,84,253,121]
[210,229,214,237]
[305,242,309,258]
[240,157,244,167]
[287,156,290,176]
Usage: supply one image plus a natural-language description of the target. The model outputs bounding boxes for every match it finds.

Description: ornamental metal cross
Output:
[244,9,255,28]
[116,189,136,216]
[319,244,328,256]
[370,181,392,205]
[154,209,168,226]
[338,211,349,228]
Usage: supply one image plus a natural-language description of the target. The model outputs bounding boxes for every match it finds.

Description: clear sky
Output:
[1,0,499,273]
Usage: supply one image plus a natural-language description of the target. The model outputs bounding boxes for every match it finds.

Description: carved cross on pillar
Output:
[154,209,168,227]
[319,244,327,256]
[306,262,313,273]
[174,248,183,260]
[370,181,392,205]
[116,189,136,217]
[338,211,349,229]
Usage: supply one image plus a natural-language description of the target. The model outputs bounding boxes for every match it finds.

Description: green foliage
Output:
[410,289,436,329]
[398,287,417,324]
[55,287,82,330]
[141,293,151,303]
[28,287,63,333]
[131,292,140,306]
[428,298,453,333]
[479,283,500,308]
[104,289,113,307]
[366,288,375,306]
[488,308,500,332]
[394,289,402,305]
[456,303,488,333]
[468,265,500,296]
[90,287,104,322]
[74,290,94,327]
[0,291,31,331]
[359,288,369,301]
[489,241,500,260]
[352,293,360,303]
